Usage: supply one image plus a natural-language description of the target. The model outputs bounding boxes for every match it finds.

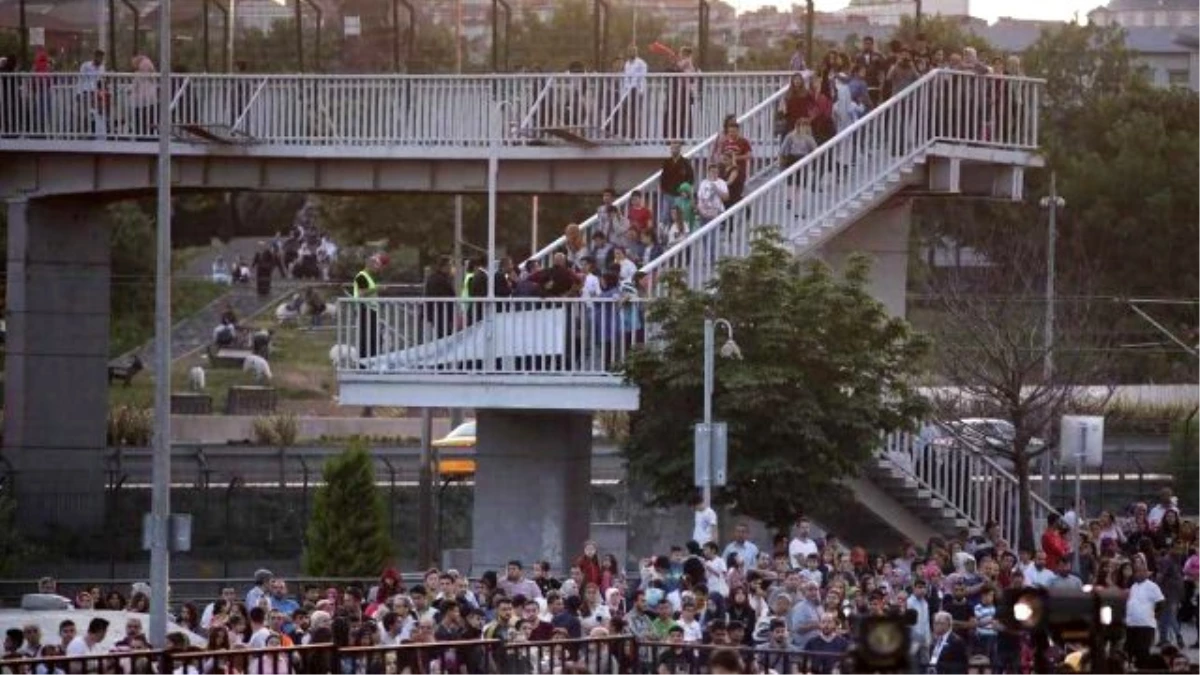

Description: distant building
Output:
[838,0,971,26]
[1087,0,1199,29]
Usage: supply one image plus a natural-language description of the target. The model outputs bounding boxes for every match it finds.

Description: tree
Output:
[920,23,1199,382]
[0,489,34,576]
[623,229,929,533]
[303,440,393,576]
[917,217,1115,551]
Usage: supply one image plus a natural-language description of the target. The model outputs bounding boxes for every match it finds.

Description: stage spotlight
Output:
[850,614,915,673]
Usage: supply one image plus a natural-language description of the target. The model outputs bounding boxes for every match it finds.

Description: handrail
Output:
[879,427,1060,546]
[640,68,942,279]
[231,77,268,135]
[639,68,1045,283]
[524,80,792,268]
[517,74,556,131]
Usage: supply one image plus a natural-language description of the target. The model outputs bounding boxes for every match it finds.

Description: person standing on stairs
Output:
[252,243,277,298]
[354,253,387,363]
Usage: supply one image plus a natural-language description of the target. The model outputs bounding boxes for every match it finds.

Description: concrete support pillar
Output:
[816,200,912,318]
[4,196,112,527]
[471,410,592,575]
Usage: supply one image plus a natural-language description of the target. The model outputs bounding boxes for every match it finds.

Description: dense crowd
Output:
[2,484,1196,674]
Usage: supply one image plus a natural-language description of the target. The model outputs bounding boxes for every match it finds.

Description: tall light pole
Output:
[1038,172,1065,500]
[701,315,740,507]
[149,0,174,649]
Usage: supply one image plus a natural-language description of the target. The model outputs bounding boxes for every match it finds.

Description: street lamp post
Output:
[148,0,174,649]
[701,315,741,507]
[1038,173,1065,500]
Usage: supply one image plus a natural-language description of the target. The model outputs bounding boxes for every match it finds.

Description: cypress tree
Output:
[303,440,393,576]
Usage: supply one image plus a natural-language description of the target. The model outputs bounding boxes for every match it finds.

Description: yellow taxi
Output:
[432,420,477,476]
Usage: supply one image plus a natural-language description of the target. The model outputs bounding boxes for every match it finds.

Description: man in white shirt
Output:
[76,50,108,137]
[1126,557,1165,667]
[692,494,718,545]
[723,522,760,570]
[621,45,648,139]
[65,618,108,657]
[1148,488,1175,529]
[1025,551,1057,588]
[580,256,603,303]
[788,518,819,569]
[247,607,272,648]
[696,164,729,225]
[246,568,273,610]
[701,541,729,598]
[76,50,105,94]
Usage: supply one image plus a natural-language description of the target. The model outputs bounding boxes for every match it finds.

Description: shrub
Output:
[252,413,300,446]
[107,406,154,446]
[303,440,393,576]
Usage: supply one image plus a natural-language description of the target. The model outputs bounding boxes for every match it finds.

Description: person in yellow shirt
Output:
[353,253,387,360]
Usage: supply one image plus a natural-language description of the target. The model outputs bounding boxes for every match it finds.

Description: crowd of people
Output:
[2,484,1195,674]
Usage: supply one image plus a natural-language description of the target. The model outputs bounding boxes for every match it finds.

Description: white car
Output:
[926,418,1045,468]
[0,596,206,652]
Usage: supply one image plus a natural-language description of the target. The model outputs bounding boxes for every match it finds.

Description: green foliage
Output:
[1169,411,1198,512]
[253,413,300,447]
[303,440,393,576]
[0,489,37,576]
[1023,23,1140,113]
[892,15,994,54]
[623,229,929,531]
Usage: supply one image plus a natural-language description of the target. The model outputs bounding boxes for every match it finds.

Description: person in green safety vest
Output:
[354,253,387,361]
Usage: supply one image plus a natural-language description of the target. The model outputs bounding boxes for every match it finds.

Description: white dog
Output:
[187,365,206,391]
[328,344,359,367]
[242,354,273,382]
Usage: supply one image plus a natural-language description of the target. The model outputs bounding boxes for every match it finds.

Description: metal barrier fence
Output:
[0,634,859,672]
[0,637,837,674]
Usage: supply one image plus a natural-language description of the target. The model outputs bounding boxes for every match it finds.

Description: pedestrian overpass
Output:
[0,68,1051,573]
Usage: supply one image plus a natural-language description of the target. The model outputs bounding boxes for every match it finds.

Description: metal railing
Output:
[639,69,1044,292]
[334,296,645,378]
[879,429,1059,546]
[525,79,792,269]
[0,72,793,147]
[0,638,840,675]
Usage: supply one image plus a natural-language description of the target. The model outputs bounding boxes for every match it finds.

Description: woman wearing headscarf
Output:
[128,55,157,137]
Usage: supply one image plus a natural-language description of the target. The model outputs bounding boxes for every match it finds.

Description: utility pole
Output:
[1039,172,1065,500]
[451,0,464,430]
[915,0,923,32]
[148,0,173,649]
[805,0,815,68]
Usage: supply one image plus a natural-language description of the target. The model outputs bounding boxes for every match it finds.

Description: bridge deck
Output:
[0,71,790,158]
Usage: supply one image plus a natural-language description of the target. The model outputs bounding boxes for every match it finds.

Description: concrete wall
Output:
[815,199,912,318]
[3,196,112,527]
[169,415,456,443]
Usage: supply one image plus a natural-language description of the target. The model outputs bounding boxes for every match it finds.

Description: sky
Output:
[731,0,1102,24]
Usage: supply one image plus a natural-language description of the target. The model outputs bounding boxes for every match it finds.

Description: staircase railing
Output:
[639,69,1044,292]
[525,80,792,270]
[880,429,1059,548]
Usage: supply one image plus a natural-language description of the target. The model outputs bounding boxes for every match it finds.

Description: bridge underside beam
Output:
[0,152,662,199]
[4,196,111,528]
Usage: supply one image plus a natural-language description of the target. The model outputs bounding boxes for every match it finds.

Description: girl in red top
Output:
[576,541,603,588]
